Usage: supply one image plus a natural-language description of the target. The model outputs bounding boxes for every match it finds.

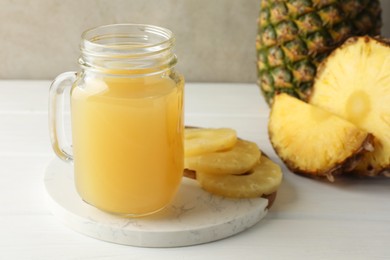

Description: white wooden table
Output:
[1,81,389,259]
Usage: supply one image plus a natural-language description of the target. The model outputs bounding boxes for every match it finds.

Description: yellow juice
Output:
[70,74,184,215]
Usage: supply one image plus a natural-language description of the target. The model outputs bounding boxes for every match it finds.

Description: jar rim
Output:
[80,23,175,57]
[79,24,178,75]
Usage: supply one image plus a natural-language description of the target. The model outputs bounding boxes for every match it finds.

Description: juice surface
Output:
[71,73,184,215]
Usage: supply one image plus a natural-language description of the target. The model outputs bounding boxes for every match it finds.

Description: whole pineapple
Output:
[256,0,382,105]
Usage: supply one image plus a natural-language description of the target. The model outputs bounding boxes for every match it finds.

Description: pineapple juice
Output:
[71,74,184,215]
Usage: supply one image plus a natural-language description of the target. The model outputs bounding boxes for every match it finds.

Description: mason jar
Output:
[49,24,184,217]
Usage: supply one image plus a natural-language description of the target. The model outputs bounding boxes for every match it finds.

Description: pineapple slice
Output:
[310,36,390,176]
[185,128,237,156]
[185,139,261,175]
[196,155,282,199]
[269,93,374,181]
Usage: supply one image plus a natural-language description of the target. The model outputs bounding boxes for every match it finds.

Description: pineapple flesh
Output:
[269,93,374,181]
[184,128,237,156]
[310,36,390,176]
[257,0,382,105]
[185,139,261,175]
[196,155,282,199]
[184,128,283,198]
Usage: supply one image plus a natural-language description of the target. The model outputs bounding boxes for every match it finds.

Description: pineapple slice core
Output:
[311,36,390,175]
[345,91,371,125]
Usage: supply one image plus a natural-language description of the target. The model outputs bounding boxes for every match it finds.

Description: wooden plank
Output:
[185,83,268,116]
[0,81,270,117]
[0,80,50,112]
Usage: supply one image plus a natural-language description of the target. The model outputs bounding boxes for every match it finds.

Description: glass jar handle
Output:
[49,72,77,162]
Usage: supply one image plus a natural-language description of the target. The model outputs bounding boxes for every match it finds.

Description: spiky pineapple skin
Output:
[257,0,382,105]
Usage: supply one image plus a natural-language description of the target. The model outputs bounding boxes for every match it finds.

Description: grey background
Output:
[1,0,389,82]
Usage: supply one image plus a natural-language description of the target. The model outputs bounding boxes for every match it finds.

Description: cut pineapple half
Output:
[269,93,374,181]
[185,139,261,175]
[196,155,282,199]
[184,128,237,156]
[310,36,390,176]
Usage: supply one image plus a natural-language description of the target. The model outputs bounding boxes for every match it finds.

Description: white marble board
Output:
[44,158,269,247]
